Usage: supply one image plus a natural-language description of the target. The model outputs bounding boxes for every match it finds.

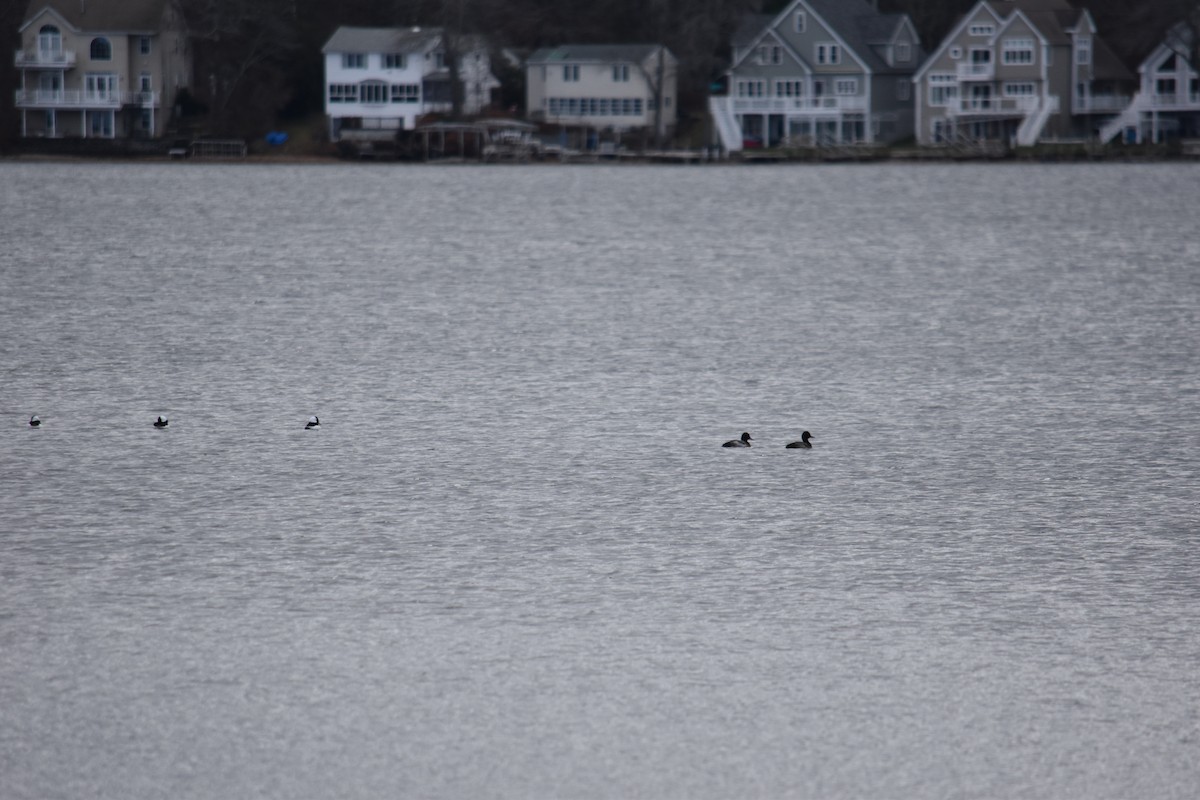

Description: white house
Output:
[1100,24,1200,144]
[13,0,191,139]
[525,44,677,139]
[322,26,499,140]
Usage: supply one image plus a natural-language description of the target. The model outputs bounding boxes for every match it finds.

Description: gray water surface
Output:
[2,162,1198,799]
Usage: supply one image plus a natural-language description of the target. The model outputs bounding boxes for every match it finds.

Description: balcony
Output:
[1145,92,1200,111]
[14,90,159,108]
[1074,94,1132,114]
[957,62,995,81]
[14,48,76,68]
[947,95,1037,117]
[730,95,867,115]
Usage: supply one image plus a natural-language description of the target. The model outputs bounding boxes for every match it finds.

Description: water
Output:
[1,161,1198,799]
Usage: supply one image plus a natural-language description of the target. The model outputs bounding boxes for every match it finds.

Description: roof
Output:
[322,26,443,55]
[22,0,168,31]
[804,0,911,73]
[732,15,774,48]
[527,44,668,64]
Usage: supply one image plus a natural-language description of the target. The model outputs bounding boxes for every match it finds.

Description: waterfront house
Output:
[322,26,499,141]
[525,44,677,140]
[912,0,1133,148]
[14,0,191,139]
[1099,24,1199,144]
[709,0,923,151]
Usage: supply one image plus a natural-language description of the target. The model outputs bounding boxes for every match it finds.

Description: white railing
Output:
[1074,94,1132,114]
[957,62,995,81]
[14,89,159,108]
[731,95,866,113]
[14,49,76,67]
[1144,92,1200,110]
[948,95,1037,116]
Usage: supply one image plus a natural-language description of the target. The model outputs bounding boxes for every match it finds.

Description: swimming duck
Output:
[305,415,320,429]
[28,415,40,427]
[722,432,753,448]
[785,431,813,449]
[154,416,169,428]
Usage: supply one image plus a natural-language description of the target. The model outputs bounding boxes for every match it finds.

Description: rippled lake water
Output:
[2,161,1199,799]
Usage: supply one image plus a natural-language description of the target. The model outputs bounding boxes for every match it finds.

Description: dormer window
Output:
[1075,37,1091,65]
[90,37,112,61]
[38,25,61,55]
[896,42,911,63]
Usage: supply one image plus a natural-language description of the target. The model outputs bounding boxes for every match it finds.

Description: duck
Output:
[305,415,320,430]
[28,415,41,427]
[153,416,169,428]
[785,431,813,449]
[722,431,753,448]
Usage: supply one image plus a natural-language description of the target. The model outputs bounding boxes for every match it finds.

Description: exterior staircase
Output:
[708,96,743,153]
[1099,94,1144,143]
[1015,95,1058,146]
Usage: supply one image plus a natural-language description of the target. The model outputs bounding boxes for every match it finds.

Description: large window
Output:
[390,84,419,103]
[1002,38,1034,65]
[329,84,358,103]
[360,81,387,104]
[928,73,958,106]
[38,25,61,56]
[90,37,112,61]
[85,73,117,100]
[816,43,840,65]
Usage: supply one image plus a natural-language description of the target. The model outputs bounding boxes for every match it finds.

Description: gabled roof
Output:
[322,26,444,55]
[21,0,168,32]
[526,44,668,65]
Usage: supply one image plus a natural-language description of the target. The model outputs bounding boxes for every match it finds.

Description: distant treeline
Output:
[1,0,1195,143]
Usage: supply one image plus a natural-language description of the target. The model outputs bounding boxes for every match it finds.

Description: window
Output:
[390,84,419,103]
[794,12,806,33]
[949,45,962,60]
[816,44,840,65]
[89,109,114,137]
[613,64,629,82]
[834,79,857,95]
[928,73,958,106]
[342,53,365,69]
[1003,82,1035,96]
[968,24,994,37]
[384,53,406,69]
[897,78,910,101]
[85,73,117,101]
[329,84,358,103]
[563,64,579,81]
[139,73,152,93]
[39,25,61,55]
[896,43,911,63]
[140,108,152,130]
[1002,38,1034,65]
[139,36,151,55]
[775,80,804,97]
[1075,37,1091,65]
[360,81,387,104]
[736,80,765,97]
[90,37,112,61]
[771,46,782,65]
[757,45,768,65]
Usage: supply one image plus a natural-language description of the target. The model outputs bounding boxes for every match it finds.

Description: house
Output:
[322,26,499,141]
[912,0,1133,148]
[709,0,923,152]
[525,45,677,140]
[1100,24,1200,144]
[13,0,191,139]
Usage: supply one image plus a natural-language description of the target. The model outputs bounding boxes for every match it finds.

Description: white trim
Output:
[912,1,1002,83]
